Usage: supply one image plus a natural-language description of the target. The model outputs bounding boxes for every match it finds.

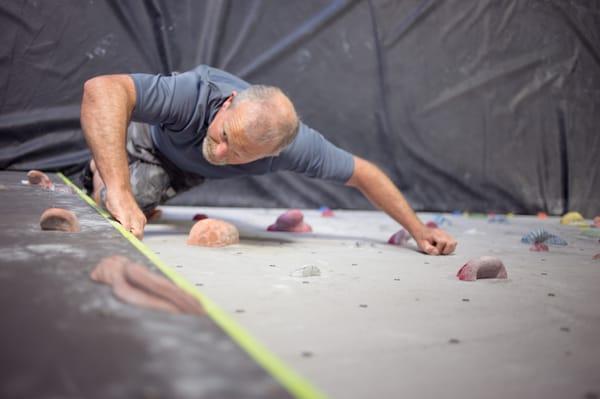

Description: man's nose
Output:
[214,142,228,159]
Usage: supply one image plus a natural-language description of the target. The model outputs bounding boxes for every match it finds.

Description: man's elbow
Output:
[83,75,135,102]
[345,156,372,188]
[83,75,110,97]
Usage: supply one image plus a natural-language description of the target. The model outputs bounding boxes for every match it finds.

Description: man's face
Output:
[203,95,272,166]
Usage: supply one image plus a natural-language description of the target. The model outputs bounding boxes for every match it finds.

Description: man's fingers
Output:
[131,225,144,240]
[115,215,142,240]
[444,240,458,255]
[116,215,131,232]
[435,239,446,255]
[421,241,439,256]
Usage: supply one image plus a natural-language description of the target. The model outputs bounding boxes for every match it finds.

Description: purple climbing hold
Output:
[457,256,508,281]
[388,229,411,246]
[267,209,312,233]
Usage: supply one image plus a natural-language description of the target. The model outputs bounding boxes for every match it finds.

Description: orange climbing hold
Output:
[27,170,54,189]
[40,208,80,232]
[187,218,240,247]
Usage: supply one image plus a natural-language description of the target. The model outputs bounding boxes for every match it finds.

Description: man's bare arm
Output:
[346,156,457,255]
[80,75,146,238]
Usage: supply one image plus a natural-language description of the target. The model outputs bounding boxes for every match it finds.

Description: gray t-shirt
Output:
[129,65,354,183]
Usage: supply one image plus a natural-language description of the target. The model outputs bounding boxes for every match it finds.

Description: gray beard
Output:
[202,137,227,166]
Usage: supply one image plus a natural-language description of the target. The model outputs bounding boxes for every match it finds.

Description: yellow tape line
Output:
[58,173,326,399]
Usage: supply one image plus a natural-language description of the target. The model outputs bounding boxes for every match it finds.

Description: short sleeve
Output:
[130,71,201,132]
[273,123,355,183]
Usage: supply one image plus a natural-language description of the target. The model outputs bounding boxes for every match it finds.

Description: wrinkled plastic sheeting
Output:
[0,0,598,216]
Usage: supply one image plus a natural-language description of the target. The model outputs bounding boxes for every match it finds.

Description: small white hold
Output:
[290,265,321,278]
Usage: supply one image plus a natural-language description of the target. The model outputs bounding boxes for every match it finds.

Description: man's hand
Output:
[413,225,457,256]
[105,189,147,240]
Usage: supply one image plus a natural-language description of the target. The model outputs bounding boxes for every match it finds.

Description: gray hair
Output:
[230,85,299,155]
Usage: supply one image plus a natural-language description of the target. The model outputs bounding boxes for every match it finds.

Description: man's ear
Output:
[222,91,237,109]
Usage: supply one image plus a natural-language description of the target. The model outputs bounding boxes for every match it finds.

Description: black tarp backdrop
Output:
[1,0,598,216]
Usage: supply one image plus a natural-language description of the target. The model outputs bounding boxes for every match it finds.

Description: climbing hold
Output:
[388,229,411,245]
[124,261,204,315]
[537,212,548,219]
[594,216,600,228]
[192,213,208,221]
[521,228,567,246]
[290,265,321,277]
[488,214,508,223]
[187,219,239,247]
[40,208,80,232]
[319,206,335,217]
[470,213,487,219]
[425,221,438,228]
[91,255,204,315]
[433,214,452,226]
[593,253,600,260]
[560,211,585,226]
[457,256,508,281]
[530,242,549,252]
[27,170,54,189]
[581,229,600,238]
[267,209,312,233]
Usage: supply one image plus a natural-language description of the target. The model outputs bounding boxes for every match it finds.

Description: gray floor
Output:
[144,206,600,399]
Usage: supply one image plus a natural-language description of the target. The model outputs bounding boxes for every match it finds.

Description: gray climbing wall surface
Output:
[145,206,600,399]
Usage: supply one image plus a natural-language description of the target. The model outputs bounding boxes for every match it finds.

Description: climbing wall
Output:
[144,205,600,399]
[0,171,319,399]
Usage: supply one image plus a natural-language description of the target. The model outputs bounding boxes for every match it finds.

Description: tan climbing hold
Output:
[27,170,54,189]
[91,255,204,315]
[187,218,240,247]
[40,208,80,232]
[124,262,203,315]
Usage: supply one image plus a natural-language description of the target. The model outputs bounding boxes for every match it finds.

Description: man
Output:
[81,65,456,255]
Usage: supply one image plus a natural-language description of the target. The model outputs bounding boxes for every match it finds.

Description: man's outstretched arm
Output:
[345,156,457,255]
[80,75,147,239]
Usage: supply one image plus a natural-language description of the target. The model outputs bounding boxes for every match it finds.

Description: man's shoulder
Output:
[205,66,250,91]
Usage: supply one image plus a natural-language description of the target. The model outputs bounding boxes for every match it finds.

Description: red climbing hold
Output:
[529,242,549,252]
[320,207,335,217]
[193,213,208,221]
